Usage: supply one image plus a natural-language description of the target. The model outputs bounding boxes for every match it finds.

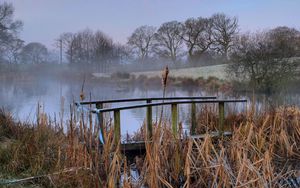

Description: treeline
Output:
[57,13,240,66]
[0,2,300,91]
[127,13,239,64]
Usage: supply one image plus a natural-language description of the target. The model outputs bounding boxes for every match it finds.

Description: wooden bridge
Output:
[75,96,247,154]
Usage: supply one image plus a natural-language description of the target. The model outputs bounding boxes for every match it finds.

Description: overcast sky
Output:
[4,0,300,49]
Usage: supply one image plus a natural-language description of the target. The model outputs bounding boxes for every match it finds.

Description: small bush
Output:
[111,71,131,79]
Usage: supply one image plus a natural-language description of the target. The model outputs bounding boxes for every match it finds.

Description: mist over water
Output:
[0,76,209,135]
[1,75,300,137]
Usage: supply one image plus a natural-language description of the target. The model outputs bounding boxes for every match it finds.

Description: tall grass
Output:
[0,104,299,187]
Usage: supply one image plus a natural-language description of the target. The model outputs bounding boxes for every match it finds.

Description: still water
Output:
[1,78,299,137]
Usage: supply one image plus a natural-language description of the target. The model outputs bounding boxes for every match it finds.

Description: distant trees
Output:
[127,25,156,63]
[20,42,48,64]
[1,0,299,83]
[127,13,239,65]
[0,2,23,64]
[266,26,300,57]
[57,29,127,72]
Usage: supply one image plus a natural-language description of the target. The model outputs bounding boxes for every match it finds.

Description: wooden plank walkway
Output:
[120,131,233,152]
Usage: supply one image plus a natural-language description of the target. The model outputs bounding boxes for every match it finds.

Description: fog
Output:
[1,1,300,137]
[1,65,300,137]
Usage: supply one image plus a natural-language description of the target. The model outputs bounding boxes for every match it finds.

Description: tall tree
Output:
[127,25,156,63]
[182,17,213,62]
[93,31,114,72]
[57,32,76,64]
[154,21,184,63]
[211,13,238,60]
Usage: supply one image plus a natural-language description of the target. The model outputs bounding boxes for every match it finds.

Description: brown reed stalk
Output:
[159,66,169,124]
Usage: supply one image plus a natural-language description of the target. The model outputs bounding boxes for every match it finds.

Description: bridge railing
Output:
[75,96,217,144]
[75,98,247,147]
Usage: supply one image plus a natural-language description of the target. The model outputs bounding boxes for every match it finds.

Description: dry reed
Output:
[0,103,300,187]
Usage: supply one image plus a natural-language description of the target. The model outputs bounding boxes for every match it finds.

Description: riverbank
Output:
[0,105,299,187]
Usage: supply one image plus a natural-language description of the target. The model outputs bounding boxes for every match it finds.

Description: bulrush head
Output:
[161,65,169,89]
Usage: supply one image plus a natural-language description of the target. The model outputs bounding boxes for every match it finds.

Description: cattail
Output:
[159,66,169,125]
[80,76,86,101]
[161,65,169,88]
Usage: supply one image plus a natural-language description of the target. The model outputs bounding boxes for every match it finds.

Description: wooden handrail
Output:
[75,98,247,148]
[76,96,217,105]
[90,99,247,113]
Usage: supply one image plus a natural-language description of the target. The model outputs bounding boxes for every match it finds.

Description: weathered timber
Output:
[114,110,121,148]
[171,103,178,136]
[78,96,217,105]
[146,99,152,139]
[218,101,225,136]
[191,103,196,135]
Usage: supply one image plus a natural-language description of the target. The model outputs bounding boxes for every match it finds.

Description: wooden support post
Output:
[114,110,121,147]
[146,99,152,139]
[171,103,178,136]
[191,103,196,135]
[96,103,105,143]
[218,102,225,136]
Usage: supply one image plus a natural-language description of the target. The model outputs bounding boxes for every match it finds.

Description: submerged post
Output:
[114,110,121,147]
[96,102,105,143]
[218,102,225,135]
[146,99,152,139]
[191,103,196,135]
[171,103,178,136]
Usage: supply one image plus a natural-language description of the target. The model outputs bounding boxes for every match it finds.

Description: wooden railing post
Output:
[146,99,152,139]
[191,103,196,135]
[96,102,105,143]
[171,103,178,136]
[114,110,121,147]
[218,102,225,136]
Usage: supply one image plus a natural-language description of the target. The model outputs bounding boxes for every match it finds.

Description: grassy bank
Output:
[0,104,300,187]
[131,64,228,80]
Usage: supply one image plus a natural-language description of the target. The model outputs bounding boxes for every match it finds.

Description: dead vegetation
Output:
[0,105,299,187]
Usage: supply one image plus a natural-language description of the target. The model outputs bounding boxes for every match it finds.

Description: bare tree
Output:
[57,32,76,64]
[112,43,132,64]
[154,21,184,63]
[127,25,156,63]
[182,17,213,62]
[211,13,238,60]
[0,2,23,63]
[20,42,48,64]
[93,31,114,72]
[75,29,94,64]
[4,38,23,64]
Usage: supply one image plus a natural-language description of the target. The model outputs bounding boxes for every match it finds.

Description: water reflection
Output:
[0,78,299,135]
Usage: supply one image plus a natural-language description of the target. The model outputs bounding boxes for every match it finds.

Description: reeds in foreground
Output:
[0,105,299,187]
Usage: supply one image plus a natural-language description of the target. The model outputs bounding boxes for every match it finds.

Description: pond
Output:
[0,77,299,138]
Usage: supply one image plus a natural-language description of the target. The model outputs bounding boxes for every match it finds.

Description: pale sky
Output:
[3,0,300,49]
